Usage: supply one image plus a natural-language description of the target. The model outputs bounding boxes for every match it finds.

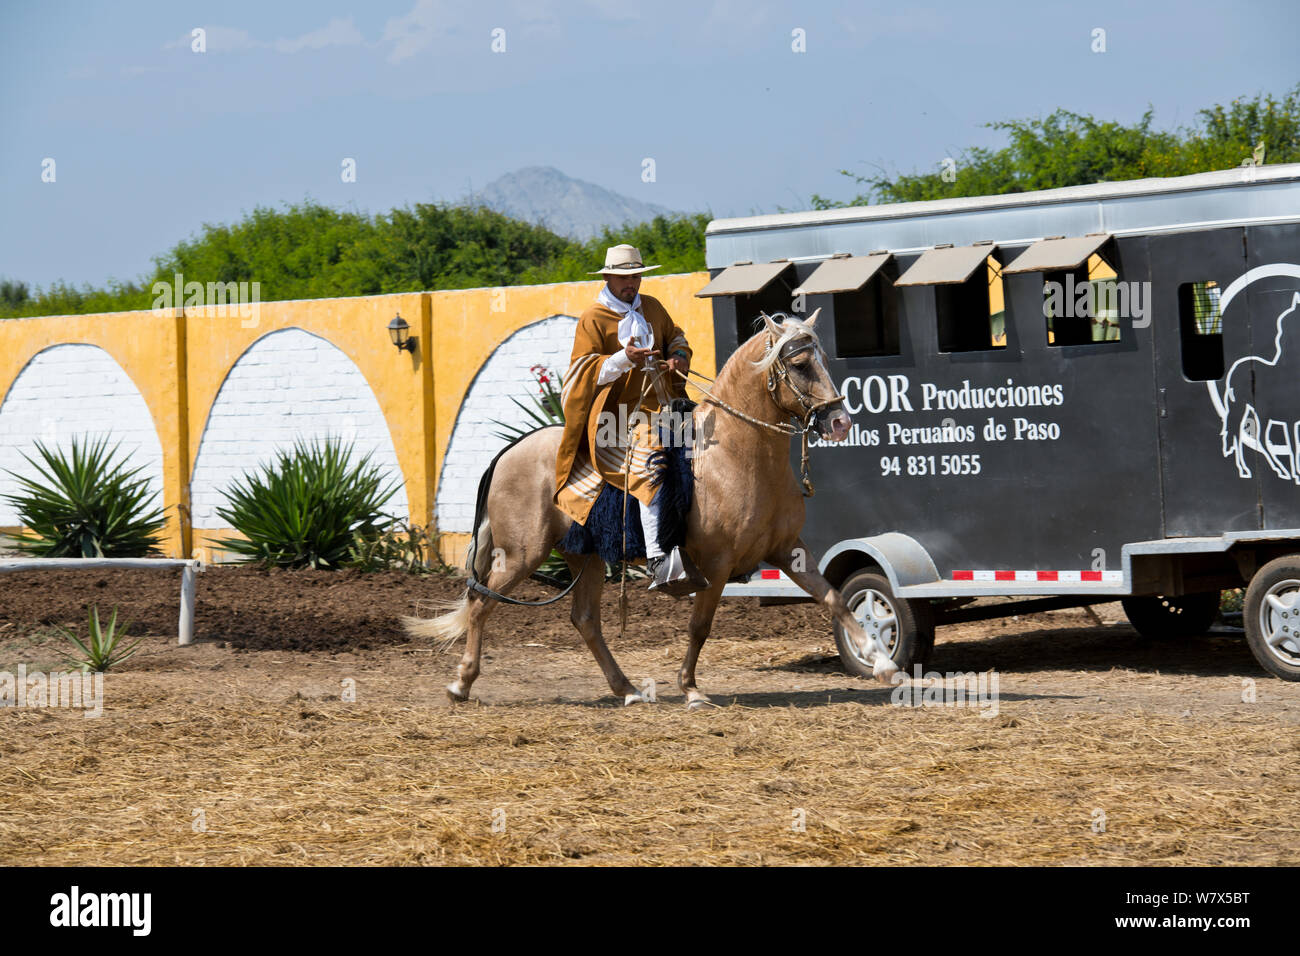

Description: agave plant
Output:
[2,435,165,557]
[56,604,142,672]
[214,438,399,569]
[491,364,564,442]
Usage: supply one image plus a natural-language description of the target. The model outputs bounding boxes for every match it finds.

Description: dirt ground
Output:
[1,565,1297,866]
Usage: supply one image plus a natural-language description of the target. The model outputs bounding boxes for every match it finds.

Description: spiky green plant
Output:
[56,605,142,672]
[2,436,165,557]
[346,520,449,573]
[214,438,399,569]
[491,364,564,442]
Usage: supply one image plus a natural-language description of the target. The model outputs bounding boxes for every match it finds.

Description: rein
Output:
[466,565,585,606]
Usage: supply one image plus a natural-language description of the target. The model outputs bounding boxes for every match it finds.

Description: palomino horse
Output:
[406,310,900,707]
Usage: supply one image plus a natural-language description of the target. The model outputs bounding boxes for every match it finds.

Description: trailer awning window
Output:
[1003,233,1111,274]
[895,244,997,286]
[695,261,792,297]
[792,253,892,295]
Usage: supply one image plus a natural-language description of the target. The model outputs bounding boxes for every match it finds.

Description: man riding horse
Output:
[553,243,708,594]
[406,279,901,705]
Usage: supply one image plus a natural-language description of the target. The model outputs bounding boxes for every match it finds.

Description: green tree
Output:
[154,202,382,300]
[364,202,577,292]
[0,279,30,310]
[0,202,712,319]
[812,85,1300,209]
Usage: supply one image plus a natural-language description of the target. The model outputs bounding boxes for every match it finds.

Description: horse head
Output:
[754,309,851,441]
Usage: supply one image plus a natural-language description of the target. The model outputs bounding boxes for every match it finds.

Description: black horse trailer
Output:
[702,164,1300,681]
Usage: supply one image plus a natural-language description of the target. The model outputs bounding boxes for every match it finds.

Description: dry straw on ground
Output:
[3,574,1298,866]
[3,676,1297,866]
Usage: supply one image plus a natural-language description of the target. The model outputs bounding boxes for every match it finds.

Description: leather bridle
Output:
[765,335,845,426]
[676,330,845,497]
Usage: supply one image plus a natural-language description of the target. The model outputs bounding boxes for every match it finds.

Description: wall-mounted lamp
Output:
[388,314,417,353]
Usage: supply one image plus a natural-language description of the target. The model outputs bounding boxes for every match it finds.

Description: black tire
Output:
[1243,555,1300,681]
[1121,591,1220,640]
[833,570,935,678]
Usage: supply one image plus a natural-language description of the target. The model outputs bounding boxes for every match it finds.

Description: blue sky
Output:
[1,0,1296,289]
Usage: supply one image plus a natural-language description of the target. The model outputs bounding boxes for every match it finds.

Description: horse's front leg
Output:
[772,540,899,684]
[678,576,726,709]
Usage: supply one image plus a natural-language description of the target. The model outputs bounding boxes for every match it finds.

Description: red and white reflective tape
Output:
[951,569,1123,584]
[735,568,1125,588]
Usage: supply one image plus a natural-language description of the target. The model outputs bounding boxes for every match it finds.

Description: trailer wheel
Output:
[834,570,934,677]
[1121,591,1220,640]
[1244,556,1300,681]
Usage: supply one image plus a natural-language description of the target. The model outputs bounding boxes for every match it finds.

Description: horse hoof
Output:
[686,695,716,710]
[624,692,647,707]
[872,659,901,684]
[445,682,470,703]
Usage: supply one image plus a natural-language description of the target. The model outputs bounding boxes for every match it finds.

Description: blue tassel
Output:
[648,442,694,555]
[557,485,646,564]
[557,441,695,564]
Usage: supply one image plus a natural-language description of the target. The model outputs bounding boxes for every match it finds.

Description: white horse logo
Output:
[1209,265,1300,483]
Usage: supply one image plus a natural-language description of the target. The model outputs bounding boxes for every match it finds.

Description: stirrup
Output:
[648,546,710,598]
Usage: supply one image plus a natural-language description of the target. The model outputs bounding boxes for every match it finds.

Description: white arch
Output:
[0,344,165,527]
[436,315,578,533]
[190,328,409,527]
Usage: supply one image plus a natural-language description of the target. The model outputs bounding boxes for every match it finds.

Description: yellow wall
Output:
[183,292,432,561]
[0,274,715,563]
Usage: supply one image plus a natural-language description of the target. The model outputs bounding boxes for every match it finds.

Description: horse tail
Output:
[402,593,471,651]
[402,428,542,649]
[402,516,490,651]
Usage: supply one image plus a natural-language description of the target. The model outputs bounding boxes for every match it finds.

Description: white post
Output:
[0,557,202,647]
[179,562,196,646]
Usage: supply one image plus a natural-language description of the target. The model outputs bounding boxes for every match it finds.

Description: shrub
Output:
[2,436,165,557]
[346,520,449,573]
[215,438,399,569]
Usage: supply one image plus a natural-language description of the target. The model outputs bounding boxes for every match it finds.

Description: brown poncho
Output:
[554,293,691,524]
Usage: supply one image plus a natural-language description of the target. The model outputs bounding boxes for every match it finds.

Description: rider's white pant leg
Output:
[641,491,664,560]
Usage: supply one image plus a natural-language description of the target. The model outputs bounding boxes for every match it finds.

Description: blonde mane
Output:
[749,312,823,373]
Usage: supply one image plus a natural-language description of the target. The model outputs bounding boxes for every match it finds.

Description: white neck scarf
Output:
[598,284,653,350]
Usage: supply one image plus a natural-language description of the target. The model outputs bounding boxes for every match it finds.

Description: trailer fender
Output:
[818,533,940,593]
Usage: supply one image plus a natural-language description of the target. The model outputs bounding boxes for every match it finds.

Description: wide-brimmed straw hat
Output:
[589,243,660,276]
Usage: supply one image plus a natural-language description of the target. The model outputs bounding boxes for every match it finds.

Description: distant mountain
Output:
[469,166,677,241]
